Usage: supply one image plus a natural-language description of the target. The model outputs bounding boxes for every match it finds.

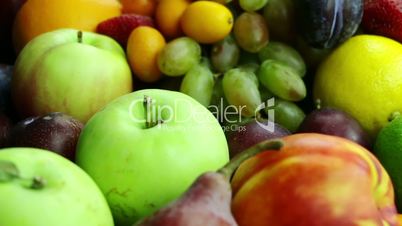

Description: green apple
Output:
[12,28,133,123]
[0,147,114,226]
[76,89,229,226]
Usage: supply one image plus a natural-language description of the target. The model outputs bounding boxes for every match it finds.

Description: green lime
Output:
[374,115,402,212]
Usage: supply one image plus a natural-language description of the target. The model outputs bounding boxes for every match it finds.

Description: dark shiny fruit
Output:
[297,107,371,149]
[0,112,12,148]
[0,64,13,114]
[9,112,84,160]
[296,0,363,49]
[0,0,26,64]
[226,118,290,158]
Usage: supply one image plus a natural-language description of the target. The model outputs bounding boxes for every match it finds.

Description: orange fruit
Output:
[180,1,233,44]
[12,0,121,53]
[155,0,191,39]
[127,26,166,82]
[120,0,156,16]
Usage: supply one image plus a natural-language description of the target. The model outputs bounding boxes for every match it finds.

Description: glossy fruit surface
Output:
[314,35,402,137]
[270,99,305,132]
[226,119,290,158]
[362,0,402,43]
[258,60,306,102]
[180,58,215,107]
[155,0,190,39]
[12,29,132,123]
[181,1,234,44]
[298,107,371,149]
[12,0,121,52]
[211,35,240,73]
[223,68,262,117]
[374,116,402,212]
[157,37,201,76]
[258,42,306,77]
[96,14,154,46]
[0,148,114,226]
[296,0,363,48]
[9,112,83,161]
[231,133,398,226]
[234,12,269,53]
[76,89,229,225]
[127,26,166,82]
[121,0,156,16]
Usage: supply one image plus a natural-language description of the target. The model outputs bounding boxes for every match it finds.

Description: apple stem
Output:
[143,96,160,129]
[78,30,83,43]
[217,139,283,180]
[28,176,46,190]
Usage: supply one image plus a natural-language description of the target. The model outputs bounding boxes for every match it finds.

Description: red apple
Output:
[231,133,397,226]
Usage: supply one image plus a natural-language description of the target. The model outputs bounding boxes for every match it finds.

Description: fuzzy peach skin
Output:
[231,133,398,226]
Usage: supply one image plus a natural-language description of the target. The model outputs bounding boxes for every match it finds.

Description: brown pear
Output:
[134,139,283,226]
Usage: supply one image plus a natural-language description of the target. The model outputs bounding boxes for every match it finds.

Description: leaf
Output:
[0,160,20,182]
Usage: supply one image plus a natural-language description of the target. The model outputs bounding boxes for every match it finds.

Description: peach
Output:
[231,133,398,226]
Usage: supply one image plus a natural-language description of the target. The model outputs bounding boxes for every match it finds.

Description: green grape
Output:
[210,76,227,108]
[222,68,262,117]
[267,98,305,132]
[239,0,268,12]
[180,58,215,107]
[234,12,269,53]
[157,37,201,76]
[238,64,259,86]
[211,35,240,73]
[258,59,306,101]
[258,42,306,77]
[263,0,296,43]
[209,76,231,124]
[238,62,259,74]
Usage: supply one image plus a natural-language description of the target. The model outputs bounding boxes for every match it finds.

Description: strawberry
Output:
[362,0,402,42]
[96,14,154,46]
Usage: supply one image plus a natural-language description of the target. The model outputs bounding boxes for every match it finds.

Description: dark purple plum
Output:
[0,112,12,147]
[296,0,363,49]
[0,64,13,114]
[297,107,371,149]
[9,112,83,160]
[225,118,290,158]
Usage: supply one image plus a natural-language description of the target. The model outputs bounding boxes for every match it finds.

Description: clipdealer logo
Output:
[127,96,276,133]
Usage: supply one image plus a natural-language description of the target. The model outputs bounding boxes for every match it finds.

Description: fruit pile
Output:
[1,0,402,225]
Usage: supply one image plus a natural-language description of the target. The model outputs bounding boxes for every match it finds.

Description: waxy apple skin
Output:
[76,89,229,226]
[231,133,397,226]
[12,29,133,123]
[0,148,114,226]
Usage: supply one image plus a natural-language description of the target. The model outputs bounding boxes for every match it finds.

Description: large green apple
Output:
[0,147,114,226]
[76,89,229,226]
[12,28,133,123]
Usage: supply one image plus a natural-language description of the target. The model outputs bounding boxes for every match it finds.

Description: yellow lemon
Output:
[314,35,402,138]
[180,1,233,44]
